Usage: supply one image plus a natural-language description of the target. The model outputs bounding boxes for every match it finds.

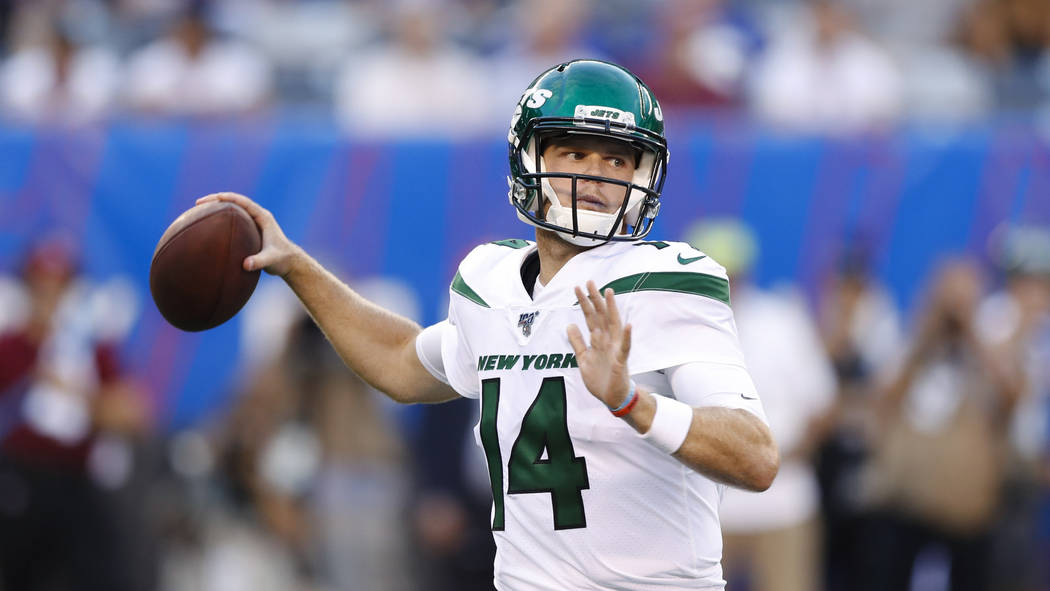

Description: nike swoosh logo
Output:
[677,253,707,265]
[740,393,758,400]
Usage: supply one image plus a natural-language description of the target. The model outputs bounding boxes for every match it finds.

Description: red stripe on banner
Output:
[968,129,1025,255]
[796,141,861,298]
[139,314,201,422]
[443,142,497,280]
[6,141,45,231]
[855,138,908,273]
[7,127,108,248]
[303,143,351,248]
[339,144,383,275]
[142,128,206,416]
[699,121,756,219]
[165,117,276,221]
[55,128,108,245]
[230,117,277,195]
[1024,141,1050,224]
[344,145,381,231]
[138,118,285,424]
[136,315,174,411]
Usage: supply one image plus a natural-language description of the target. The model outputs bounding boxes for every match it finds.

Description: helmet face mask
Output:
[508,60,669,247]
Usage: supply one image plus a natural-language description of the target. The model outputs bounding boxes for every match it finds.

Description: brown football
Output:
[150,200,262,332]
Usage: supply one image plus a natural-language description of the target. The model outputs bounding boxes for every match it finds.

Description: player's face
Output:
[541,136,637,214]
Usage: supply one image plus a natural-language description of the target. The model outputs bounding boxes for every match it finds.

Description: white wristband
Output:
[642,395,694,454]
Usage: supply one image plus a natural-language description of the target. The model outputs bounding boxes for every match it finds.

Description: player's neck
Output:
[535,229,592,285]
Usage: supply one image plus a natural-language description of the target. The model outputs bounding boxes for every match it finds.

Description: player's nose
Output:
[578,153,606,180]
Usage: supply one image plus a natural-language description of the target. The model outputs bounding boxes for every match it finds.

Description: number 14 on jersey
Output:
[480,376,591,530]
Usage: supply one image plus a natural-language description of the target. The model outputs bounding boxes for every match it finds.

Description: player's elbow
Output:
[383,378,459,405]
[383,386,419,405]
[742,442,780,492]
[382,381,436,405]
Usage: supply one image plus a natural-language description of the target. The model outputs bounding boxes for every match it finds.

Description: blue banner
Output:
[2,114,1047,427]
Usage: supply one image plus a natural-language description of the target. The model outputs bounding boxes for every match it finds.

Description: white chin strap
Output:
[540,178,623,246]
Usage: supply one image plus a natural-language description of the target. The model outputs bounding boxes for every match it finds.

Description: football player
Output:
[199,59,778,590]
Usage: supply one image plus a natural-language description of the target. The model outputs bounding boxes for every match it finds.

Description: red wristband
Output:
[610,382,639,417]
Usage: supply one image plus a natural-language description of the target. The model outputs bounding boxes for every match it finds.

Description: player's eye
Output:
[607,157,626,168]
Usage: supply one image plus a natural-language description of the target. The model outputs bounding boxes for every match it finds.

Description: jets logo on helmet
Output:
[507,59,669,247]
[574,105,636,126]
[526,89,553,108]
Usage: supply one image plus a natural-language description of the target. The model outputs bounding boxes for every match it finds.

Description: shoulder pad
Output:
[450,240,535,308]
[600,240,731,306]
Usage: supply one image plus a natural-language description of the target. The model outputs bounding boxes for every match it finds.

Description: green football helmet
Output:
[508,59,669,246]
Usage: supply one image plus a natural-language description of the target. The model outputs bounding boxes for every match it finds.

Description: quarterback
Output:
[199,60,778,590]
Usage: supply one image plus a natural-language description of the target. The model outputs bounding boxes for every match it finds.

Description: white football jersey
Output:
[438,238,762,591]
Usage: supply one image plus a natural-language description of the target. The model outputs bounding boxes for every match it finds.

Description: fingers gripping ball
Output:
[150,201,262,331]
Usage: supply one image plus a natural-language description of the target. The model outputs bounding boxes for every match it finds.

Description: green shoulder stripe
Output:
[451,271,490,308]
[599,272,730,306]
[633,240,670,250]
[490,239,530,249]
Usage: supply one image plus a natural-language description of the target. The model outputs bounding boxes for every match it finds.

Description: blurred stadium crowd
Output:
[1,1,1050,591]
[0,0,1049,131]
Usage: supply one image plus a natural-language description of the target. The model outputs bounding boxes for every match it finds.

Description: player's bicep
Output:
[396,328,458,403]
[666,362,768,424]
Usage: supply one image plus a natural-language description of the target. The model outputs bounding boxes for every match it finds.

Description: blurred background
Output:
[0,0,1048,590]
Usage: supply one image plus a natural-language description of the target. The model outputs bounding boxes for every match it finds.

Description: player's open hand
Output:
[196,192,302,277]
[567,281,633,410]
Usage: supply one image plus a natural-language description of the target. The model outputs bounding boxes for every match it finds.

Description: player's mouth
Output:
[575,194,608,212]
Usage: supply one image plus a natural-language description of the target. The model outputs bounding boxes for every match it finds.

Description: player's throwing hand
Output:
[196,192,302,277]
[567,281,634,410]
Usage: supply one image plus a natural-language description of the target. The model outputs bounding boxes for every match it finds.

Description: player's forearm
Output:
[624,389,779,491]
[675,406,778,491]
[281,248,450,403]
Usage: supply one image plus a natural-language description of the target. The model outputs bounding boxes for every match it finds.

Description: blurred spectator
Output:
[448,0,515,57]
[814,243,903,591]
[686,219,837,591]
[333,0,490,137]
[957,0,1050,114]
[213,0,378,106]
[0,23,120,124]
[841,0,973,53]
[411,398,496,591]
[105,0,193,52]
[485,0,603,123]
[819,244,903,402]
[110,0,187,22]
[885,0,994,124]
[0,236,152,591]
[749,0,904,133]
[866,259,1021,591]
[978,225,1050,591]
[220,311,415,591]
[640,0,763,108]
[899,50,993,124]
[0,1,12,53]
[4,0,64,51]
[122,5,273,116]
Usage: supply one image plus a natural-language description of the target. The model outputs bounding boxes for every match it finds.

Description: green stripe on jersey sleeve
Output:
[490,239,531,249]
[451,271,490,308]
[599,272,730,306]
